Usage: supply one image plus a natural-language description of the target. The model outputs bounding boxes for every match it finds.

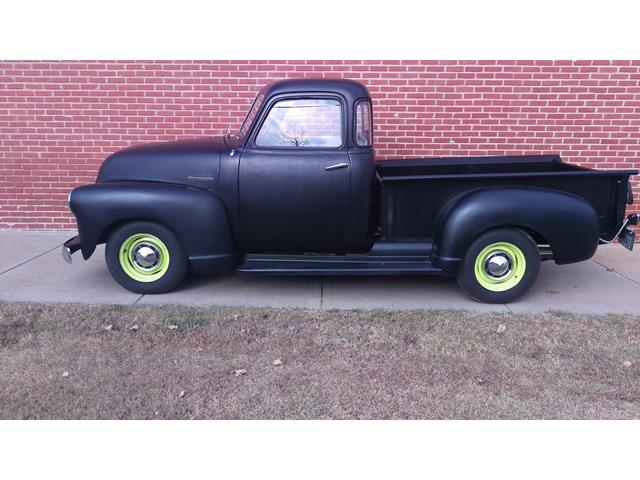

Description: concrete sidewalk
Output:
[1,230,639,314]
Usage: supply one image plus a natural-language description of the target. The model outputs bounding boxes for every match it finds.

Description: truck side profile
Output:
[63,79,638,303]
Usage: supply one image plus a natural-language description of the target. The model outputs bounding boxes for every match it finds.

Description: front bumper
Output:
[62,235,81,264]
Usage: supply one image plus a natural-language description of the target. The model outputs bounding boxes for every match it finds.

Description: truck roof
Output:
[262,78,370,103]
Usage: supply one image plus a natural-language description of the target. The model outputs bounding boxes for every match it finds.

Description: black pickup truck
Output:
[63,79,638,303]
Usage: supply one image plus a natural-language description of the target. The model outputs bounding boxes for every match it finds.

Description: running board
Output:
[237,254,444,276]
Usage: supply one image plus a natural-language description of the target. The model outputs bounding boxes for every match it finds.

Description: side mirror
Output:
[224,133,240,149]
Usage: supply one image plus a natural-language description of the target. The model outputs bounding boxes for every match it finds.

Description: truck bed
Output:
[379,154,592,178]
[376,155,636,242]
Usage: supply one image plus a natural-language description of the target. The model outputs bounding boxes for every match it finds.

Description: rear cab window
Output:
[355,99,373,147]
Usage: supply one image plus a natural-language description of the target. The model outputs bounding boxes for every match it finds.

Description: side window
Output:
[355,100,373,147]
[255,98,343,148]
[239,93,265,138]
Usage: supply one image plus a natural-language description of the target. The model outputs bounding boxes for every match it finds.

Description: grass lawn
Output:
[1,302,639,419]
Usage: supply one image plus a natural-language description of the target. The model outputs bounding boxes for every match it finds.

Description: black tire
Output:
[456,228,540,304]
[105,222,188,294]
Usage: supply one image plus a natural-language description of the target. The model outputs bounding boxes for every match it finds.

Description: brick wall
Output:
[1,60,639,230]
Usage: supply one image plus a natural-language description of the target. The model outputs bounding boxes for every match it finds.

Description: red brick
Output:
[1,60,639,230]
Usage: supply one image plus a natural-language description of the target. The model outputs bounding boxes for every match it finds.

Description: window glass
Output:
[239,93,265,139]
[355,100,373,147]
[255,98,343,148]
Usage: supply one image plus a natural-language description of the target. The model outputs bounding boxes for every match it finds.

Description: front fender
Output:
[68,181,237,273]
[432,187,599,272]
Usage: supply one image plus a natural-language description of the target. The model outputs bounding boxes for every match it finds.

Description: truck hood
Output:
[96,137,227,189]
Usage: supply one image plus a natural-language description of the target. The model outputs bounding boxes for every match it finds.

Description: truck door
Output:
[238,96,350,253]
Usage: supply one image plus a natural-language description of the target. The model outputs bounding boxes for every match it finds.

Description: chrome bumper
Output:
[62,235,81,264]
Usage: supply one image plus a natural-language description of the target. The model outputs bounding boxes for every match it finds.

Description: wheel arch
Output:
[69,181,238,273]
[432,186,599,273]
[97,218,177,246]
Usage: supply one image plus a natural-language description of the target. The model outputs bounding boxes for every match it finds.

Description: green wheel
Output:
[106,222,187,294]
[457,228,540,303]
[118,233,171,283]
[473,242,527,292]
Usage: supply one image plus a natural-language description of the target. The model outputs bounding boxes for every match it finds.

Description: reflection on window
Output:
[255,98,343,148]
[355,100,373,147]
[239,93,265,138]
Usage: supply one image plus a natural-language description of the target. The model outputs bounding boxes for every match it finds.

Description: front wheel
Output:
[457,228,540,304]
[105,222,188,294]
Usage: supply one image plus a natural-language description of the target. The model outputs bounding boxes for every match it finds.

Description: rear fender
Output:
[432,187,599,273]
[68,181,237,273]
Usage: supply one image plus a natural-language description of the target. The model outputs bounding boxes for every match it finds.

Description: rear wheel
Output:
[105,222,187,294]
[457,228,540,303]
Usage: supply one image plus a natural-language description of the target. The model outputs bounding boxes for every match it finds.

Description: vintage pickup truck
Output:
[63,78,638,303]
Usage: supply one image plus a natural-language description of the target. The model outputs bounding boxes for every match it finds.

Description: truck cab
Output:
[63,78,638,304]
[230,79,377,254]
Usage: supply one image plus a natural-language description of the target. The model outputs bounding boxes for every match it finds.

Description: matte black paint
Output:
[432,187,599,272]
[238,252,440,275]
[97,137,225,189]
[238,148,351,252]
[69,181,236,274]
[236,79,375,253]
[378,156,633,249]
[64,78,637,279]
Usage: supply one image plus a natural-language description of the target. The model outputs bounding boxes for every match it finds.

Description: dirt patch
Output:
[1,302,639,419]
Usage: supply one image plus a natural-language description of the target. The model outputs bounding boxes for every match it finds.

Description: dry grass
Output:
[1,302,639,419]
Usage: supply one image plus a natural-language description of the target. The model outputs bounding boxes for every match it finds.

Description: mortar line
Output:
[133,294,145,305]
[590,258,640,287]
[0,243,64,276]
[504,303,513,313]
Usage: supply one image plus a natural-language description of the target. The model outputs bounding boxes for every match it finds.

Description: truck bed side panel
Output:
[381,174,629,241]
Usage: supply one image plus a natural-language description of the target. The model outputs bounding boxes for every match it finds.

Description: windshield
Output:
[238,90,266,140]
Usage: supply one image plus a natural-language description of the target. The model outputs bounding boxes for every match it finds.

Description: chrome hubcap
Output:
[485,252,512,278]
[133,243,160,270]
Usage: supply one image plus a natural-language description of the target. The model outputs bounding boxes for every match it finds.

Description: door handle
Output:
[325,162,349,171]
